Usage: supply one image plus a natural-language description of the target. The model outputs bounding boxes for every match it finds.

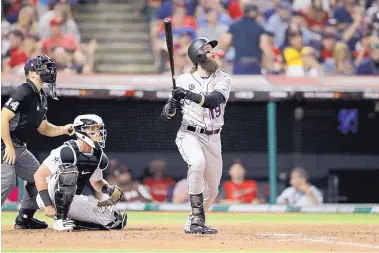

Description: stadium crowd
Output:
[77,158,321,207]
[1,0,96,74]
[147,0,379,76]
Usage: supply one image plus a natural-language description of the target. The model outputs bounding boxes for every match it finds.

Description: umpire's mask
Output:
[24,55,58,100]
[73,114,107,149]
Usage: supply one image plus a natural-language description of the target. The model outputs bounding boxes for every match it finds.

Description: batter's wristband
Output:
[101,184,111,195]
[186,91,203,104]
[39,190,53,206]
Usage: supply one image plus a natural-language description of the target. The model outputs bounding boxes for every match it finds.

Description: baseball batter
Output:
[34,114,127,231]
[162,37,232,234]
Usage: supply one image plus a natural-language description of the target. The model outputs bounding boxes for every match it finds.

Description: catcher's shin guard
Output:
[189,193,205,234]
[54,164,78,219]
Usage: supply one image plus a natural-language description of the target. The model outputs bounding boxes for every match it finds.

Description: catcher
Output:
[34,114,126,231]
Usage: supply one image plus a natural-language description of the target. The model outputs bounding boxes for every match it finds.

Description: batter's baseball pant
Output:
[175,129,223,212]
[1,142,40,209]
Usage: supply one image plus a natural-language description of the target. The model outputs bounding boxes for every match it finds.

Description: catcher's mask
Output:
[24,55,58,100]
[73,114,107,149]
[187,37,218,65]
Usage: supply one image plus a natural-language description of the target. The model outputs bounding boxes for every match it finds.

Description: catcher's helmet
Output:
[187,37,218,65]
[24,55,58,100]
[73,114,107,149]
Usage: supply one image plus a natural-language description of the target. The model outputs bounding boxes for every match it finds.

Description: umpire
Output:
[1,55,74,229]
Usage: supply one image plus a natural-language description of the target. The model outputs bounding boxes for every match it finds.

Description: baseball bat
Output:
[164,18,176,89]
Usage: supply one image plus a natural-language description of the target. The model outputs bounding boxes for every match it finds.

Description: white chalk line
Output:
[262,233,379,250]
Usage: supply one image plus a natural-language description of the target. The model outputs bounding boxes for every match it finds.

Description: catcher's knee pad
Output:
[53,164,78,219]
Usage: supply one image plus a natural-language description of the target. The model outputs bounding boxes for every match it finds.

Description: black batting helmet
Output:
[24,55,58,100]
[187,37,218,65]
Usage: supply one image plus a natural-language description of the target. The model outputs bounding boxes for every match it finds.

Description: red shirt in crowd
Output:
[353,50,370,59]
[302,11,329,30]
[321,48,333,61]
[223,180,258,203]
[227,0,243,19]
[7,48,28,68]
[40,34,79,54]
[143,177,175,202]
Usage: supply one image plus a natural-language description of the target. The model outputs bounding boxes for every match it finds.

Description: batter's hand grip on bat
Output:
[164,18,176,89]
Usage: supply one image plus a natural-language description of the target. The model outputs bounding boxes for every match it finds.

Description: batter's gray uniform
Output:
[174,69,232,211]
[1,143,40,209]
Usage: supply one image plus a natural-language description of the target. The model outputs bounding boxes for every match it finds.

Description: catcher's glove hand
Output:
[97,184,123,207]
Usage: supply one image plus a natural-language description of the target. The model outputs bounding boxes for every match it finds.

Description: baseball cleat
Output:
[14,215,48,229]
[53,218,75,231]
[111,210,128,230]
[184,214,217,234]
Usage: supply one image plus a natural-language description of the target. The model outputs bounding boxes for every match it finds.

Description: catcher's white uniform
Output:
[36,140,119,227]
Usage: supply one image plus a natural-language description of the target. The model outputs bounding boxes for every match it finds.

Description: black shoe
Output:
[203,225,218,234]
[14,215,48,229]
[189,215,204,234]
[111,211,127,230]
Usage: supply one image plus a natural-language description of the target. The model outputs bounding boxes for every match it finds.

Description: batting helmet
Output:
[188,37,218,65]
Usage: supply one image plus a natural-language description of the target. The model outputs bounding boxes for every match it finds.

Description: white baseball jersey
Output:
[176,69,232,130]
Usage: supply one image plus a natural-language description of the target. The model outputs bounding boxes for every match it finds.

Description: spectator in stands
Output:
[320,32,337,62]
[277,167,323,206]
[10,4,38,37]
[324,18,339,35]
[143,159,175,202]
[264,0,281,22]
[283,24,306,76]
[290,12,321,47]
[2,30,28,74]
[152,1,197,73]
[221,0,243,20]
[367,0,379,17]
[300,46,323,76]
[265,1,292,48]
[370,12,379,39]
[109,167,152,203]
[292,0,331,12]
[198,8,229,41]
[172,47,191,75]
[356,37,379,75]
[261,31,283,74]
[324,41,355,75]
[338,1,363,51]
[301,0,329,33]
[171,178,189,204]
[2,21,11,58]
[38,17,85,72]
[220,162,259,204]
[38,2,81,42]
[354,32,372,65]
[220,4,272,74]
[195,0,231,29]
[333,0,356,32]
[24,34,38,58]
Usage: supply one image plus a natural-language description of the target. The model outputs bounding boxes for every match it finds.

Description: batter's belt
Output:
[185,125,220,135]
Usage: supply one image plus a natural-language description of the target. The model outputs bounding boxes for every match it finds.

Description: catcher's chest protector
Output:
[64,140,104,194]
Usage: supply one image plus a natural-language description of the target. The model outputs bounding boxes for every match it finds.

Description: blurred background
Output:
[1,0,379,209]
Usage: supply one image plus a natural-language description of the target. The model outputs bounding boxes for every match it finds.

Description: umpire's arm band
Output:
[39,190,53,206]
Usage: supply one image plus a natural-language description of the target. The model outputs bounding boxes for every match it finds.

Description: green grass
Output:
[2,211,379,226]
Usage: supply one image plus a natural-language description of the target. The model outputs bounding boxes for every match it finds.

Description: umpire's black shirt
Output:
[2,79,48,145]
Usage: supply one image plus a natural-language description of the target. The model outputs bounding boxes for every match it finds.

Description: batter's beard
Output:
[200,57,220,73]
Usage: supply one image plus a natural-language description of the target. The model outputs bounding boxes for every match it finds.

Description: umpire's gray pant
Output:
[1,142,40,209]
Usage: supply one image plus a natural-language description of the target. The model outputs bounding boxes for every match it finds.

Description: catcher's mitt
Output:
[97,184,123,207]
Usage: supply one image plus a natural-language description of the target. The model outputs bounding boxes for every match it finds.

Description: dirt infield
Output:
[2,223,379,252]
